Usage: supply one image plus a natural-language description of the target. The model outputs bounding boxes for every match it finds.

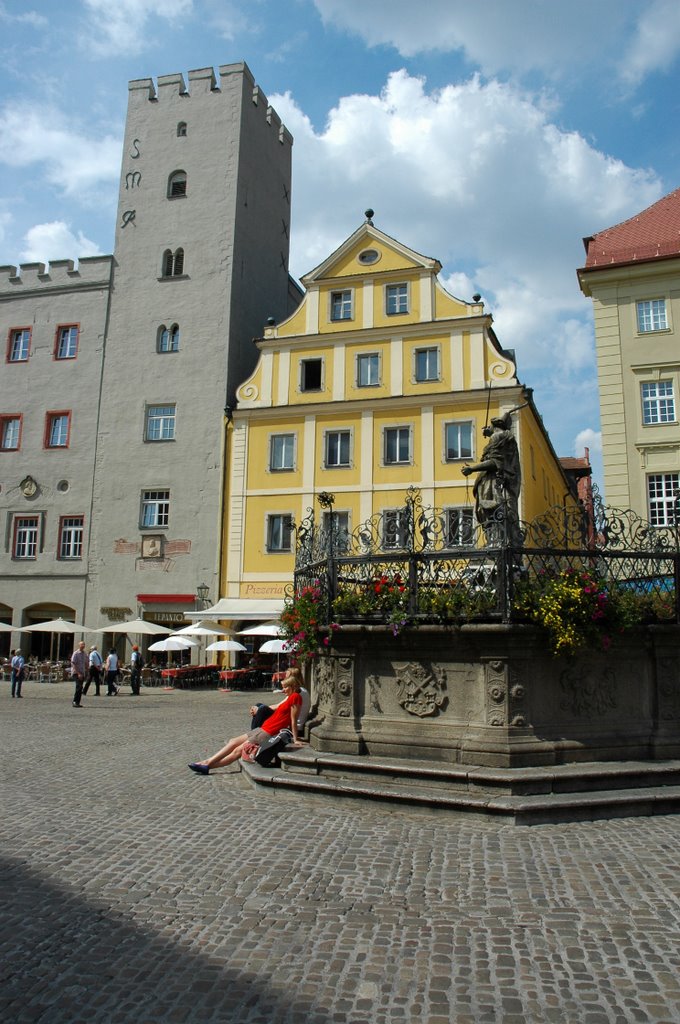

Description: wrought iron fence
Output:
[291,487,680,626]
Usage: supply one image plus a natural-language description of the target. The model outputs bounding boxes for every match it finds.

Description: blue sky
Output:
[2,0,680,490]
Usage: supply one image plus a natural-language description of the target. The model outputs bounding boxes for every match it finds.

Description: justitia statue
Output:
[461,411,522,547]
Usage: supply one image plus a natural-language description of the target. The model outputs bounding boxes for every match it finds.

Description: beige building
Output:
[0,62,295,657]
[578,187,680,522]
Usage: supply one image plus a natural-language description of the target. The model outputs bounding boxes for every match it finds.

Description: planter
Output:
[309,623,680,768]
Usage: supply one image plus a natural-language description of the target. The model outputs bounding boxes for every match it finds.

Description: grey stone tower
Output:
[88,63,294,630]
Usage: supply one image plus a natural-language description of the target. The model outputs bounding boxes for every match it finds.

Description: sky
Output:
[2,0,680,490]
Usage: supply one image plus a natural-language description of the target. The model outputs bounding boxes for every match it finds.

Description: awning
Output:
[185,598,285,622]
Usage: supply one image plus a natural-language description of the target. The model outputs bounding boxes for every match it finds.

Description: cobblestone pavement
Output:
[2,682,680,1024]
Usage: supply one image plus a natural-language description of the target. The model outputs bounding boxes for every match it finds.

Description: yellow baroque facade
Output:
[222,218,573,612]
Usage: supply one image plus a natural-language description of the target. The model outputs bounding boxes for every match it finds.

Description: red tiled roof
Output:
[582,187,680,269]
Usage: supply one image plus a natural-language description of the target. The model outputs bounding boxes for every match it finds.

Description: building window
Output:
[322,510,351,552]
[384,426,411,465]
[14,516,39,559]
[300,358,323,392]
[59,516,84,560]
[267,513,294,552]
[168,170,187,198]
[637,299,668,333]
[270,433,295,471]
[357,353,380,387]
[444,508,475,547]
[162,248,185,277]
[647,474,680,526]
[445,421,473,461]
[325,430,351,468]
[158,324,180,353]
[386,283,408,315]
[330,290,352,321]
[641,381,675,424]
[45,412,71,448]
[141,490,170,529]
[7,328,30,362]
[382,508,409,549]
[0,415,21,451]
[145,405,176,441]
[55,325,79,360]
[415,347,439,382]
[177,122,187,137]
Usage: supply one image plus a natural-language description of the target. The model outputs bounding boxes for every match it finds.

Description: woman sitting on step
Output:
[188,667,304,775]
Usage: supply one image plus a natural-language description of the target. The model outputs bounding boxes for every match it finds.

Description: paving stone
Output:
[2,683,680,1023]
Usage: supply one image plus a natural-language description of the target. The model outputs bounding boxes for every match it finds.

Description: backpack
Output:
[255,729,293,768]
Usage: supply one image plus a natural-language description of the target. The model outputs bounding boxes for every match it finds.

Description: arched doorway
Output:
[24,603,79,661]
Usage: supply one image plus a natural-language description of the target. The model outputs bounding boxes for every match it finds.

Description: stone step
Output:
[239,750,680,824]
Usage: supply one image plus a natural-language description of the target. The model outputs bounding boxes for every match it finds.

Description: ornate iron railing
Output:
[291,487,680,625]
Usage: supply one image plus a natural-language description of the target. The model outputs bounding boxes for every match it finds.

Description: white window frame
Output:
[385,282,409,316]
[8,328,30,362]
[384,426,412,465]
[647,473,680,527]
[641,380,676,425]
[329,289,353,322]
[300,357,324,393]
[269,433,296,472]
[13,516,39,559]
[444,420,474,462]
[0,415,21,451]
[59,516,84,560]
[322,510,351,552]
[637,298,668,333]
[56,325,78,360]
[414,346,439,383]
[324,429,352,468]
[444,507,475,548]
[266,513,294,553]
[357,352,380,388]
[158,324,180,353]
[145,405,176,442]
[141,490,170,529]
[46,412,70,448]
[382,507,409,550]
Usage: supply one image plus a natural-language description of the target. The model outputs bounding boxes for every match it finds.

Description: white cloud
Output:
[0,3,48,28]
[574,428,602,458]
[81,0,194,56]
[20,222,101,264]
[0,209,11,247]
[0,105,120,196]
[312,0,643,81]
[619,0,680,85]
[274,71,661,379]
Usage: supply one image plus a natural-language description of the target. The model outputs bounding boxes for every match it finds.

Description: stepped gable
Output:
[582,186,680,269]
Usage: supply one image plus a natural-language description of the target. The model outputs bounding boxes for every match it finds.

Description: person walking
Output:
[84,644,103,696]
[105,648,119,696]
[10,649,25,698]
[129,644,144,695]
[70,640,89,708]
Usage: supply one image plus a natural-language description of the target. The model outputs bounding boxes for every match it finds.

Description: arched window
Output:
[168,170,187,198]
[162,248,184,277]
[177,122,187,137]
[158,324,180,353]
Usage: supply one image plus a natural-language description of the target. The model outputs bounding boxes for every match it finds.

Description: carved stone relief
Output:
[559,666,617,718]
[315,657,335,713]
[336,657,354,717]
[367,674,382,714]
[485,658,507,727]
[396,662,447,717]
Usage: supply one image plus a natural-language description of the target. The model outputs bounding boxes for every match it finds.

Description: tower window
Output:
[162,248,185,277]
[158,324,180,353]
[177,122,187,137]
[168,171,187,198]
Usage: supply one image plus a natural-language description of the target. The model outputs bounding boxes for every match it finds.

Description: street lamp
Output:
[195,583,210,610]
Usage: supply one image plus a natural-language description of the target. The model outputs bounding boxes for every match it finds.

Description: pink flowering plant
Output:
[512,568,647,657]
[281,582,339,661]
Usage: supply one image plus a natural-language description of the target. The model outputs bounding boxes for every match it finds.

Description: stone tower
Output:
[87,63,294,629]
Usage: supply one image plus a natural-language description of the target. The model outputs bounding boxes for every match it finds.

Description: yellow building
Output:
[220,216,574,622]
[578,187,680,521]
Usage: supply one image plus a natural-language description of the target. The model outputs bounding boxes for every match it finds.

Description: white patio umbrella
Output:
[259,638,293,654]
[148,637,196,652]
[174,620,235,636]
[205,639,248,652]
[237,621,283,636]
[25,617,95,663]
[0,622,26,632]
[98,618,170,635]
